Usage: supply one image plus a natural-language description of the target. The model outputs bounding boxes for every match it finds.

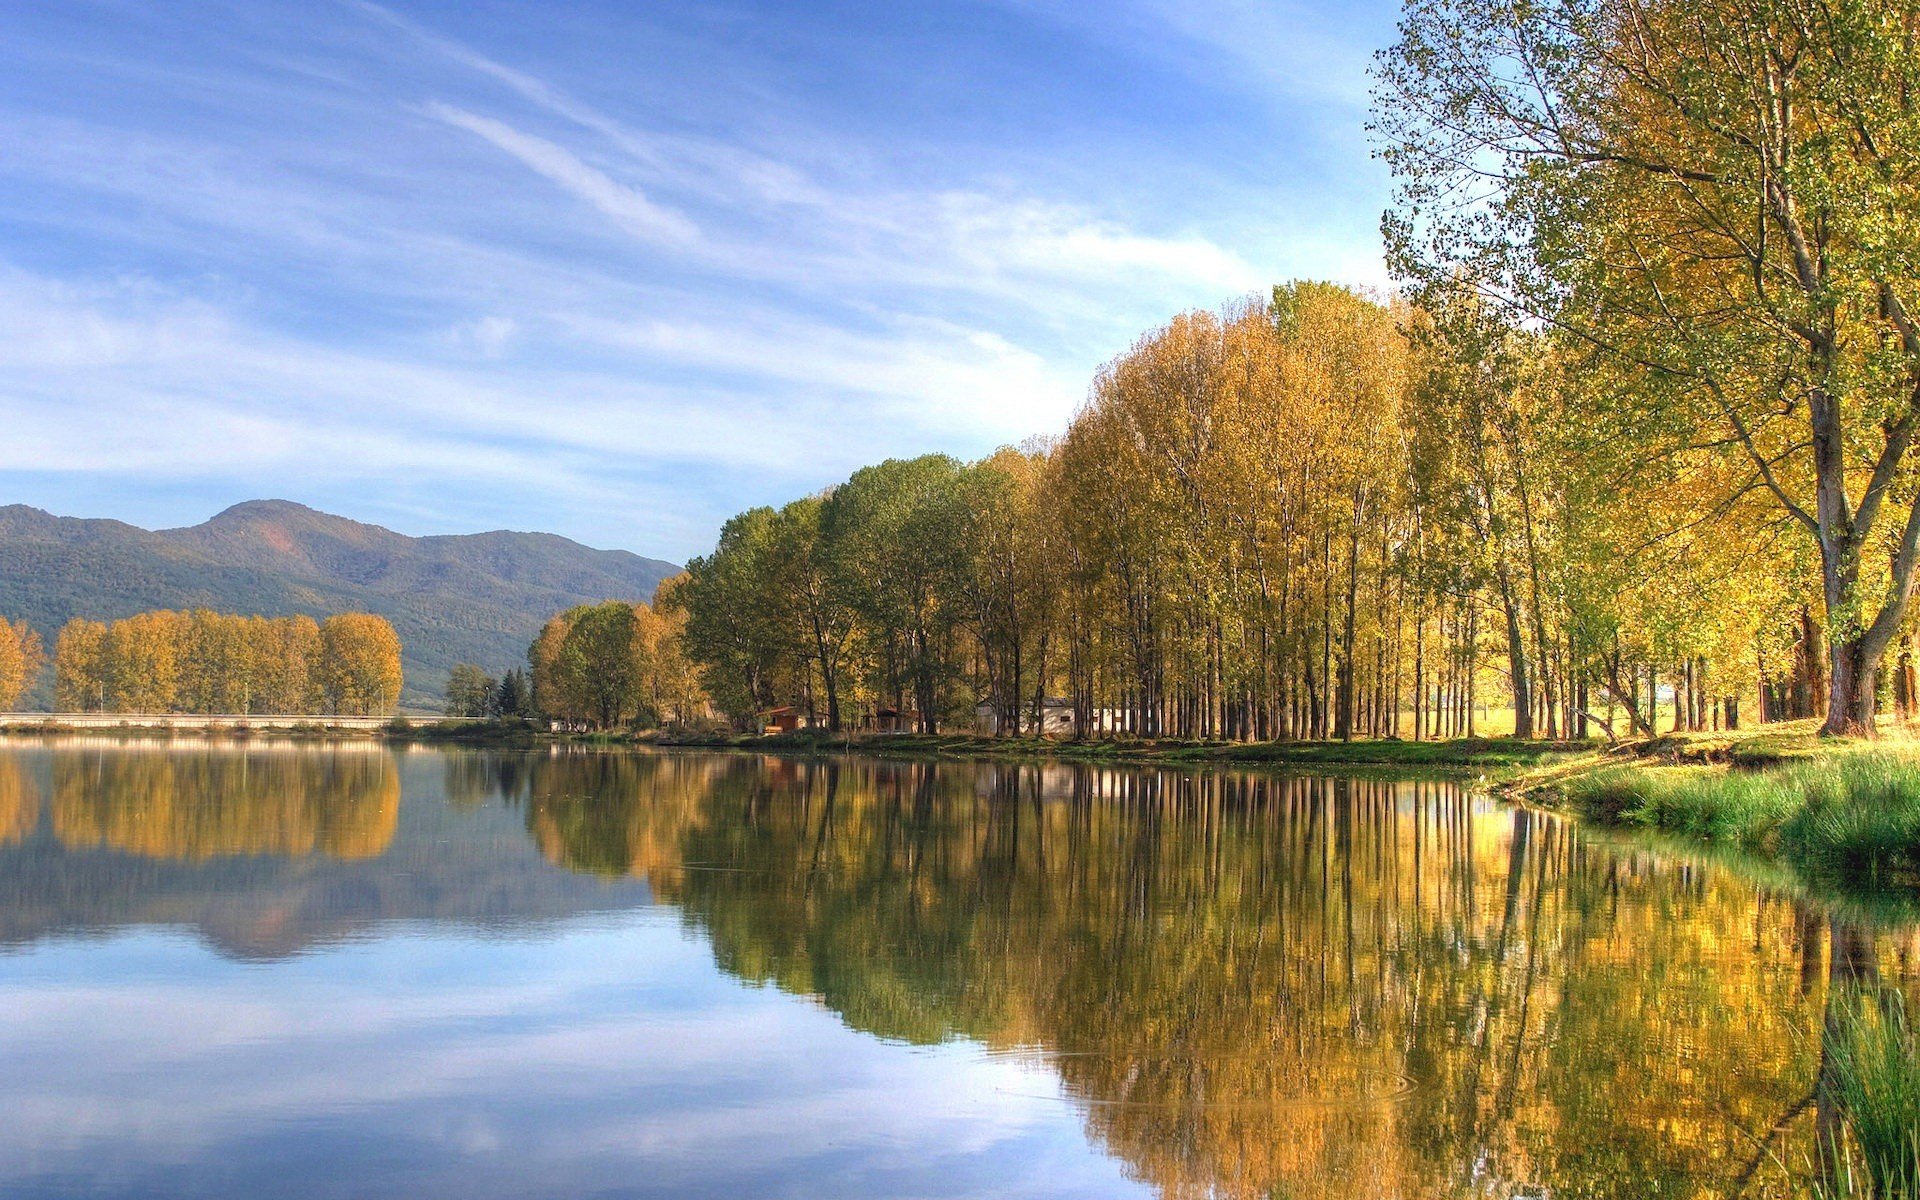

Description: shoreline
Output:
[7,715,1918,913]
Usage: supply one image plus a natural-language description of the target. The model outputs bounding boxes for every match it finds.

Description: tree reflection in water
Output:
[11,745,1917,1197]
[519,753,1920,1200]
[48,744,399,860]
[0,753,35,847]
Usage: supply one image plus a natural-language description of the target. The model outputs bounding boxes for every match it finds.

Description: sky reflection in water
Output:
[0,741,1913,1199]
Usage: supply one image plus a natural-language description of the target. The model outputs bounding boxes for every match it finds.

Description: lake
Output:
[0,741,1913,1198]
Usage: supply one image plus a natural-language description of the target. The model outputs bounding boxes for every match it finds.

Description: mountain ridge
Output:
[0,501,680,709]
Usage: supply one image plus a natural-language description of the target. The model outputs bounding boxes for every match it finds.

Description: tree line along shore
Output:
[0,610,403,717]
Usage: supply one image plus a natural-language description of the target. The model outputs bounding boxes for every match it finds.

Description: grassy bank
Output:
[1509,722,1920,888]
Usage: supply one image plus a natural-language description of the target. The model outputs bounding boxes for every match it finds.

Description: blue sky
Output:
[1,0,1400,561]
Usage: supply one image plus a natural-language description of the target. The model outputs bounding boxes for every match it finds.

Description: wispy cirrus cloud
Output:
[423,102,701,248]
[0,0,1392,556]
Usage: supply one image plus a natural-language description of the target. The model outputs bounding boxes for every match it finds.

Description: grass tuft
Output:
[1818,991,1920,1199]
[1564,752,1920,880]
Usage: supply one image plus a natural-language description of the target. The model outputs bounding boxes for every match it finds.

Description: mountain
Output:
[0,500,680,709]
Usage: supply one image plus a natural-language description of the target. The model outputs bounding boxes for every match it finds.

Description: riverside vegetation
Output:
[665,0,1920,1182]
[0,608,405,717]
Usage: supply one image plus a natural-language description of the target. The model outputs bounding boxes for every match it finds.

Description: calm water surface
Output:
[0,741,1915,1198]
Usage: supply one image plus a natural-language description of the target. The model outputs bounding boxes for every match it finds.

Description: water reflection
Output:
[0,745,1915,1199]
[0,753,35,845]
[50,744,399,860]
[530,755,1920,1198]
[0,745,649,959]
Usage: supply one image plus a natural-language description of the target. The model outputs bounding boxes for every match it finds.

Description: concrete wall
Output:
[0,713,396,731]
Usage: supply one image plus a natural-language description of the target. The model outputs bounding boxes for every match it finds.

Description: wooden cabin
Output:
[861,706,920,733]
[761,706,808,734]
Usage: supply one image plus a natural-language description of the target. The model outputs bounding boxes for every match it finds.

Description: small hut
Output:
[761,706,807,734]
[863,706,920,733]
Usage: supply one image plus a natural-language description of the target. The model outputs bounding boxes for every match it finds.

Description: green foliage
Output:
[677,506,795,725]
[527,599,698,731]
[1567,753,1920,878]
[1819,992,1920,1200]
[1375,0,1920,734]
[821,455,974,731]
[490,668,532,719]
[443,664,494,718]
[1783,759,1920,880]
[561,602,644,729]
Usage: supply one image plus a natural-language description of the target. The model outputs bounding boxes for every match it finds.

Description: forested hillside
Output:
[0,501,678,709]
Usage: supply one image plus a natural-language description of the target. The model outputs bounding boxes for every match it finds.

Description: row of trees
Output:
[674,460,1025,734]
[675,282,1805,740]
[525,596,705,731]
[0,619,45,711]
[50,610,404,716]
[443,664,534,720]
[1372,0,1920,737]
[675,0,1920,742]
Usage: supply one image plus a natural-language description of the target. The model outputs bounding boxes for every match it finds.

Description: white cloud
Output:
[565,308,1082,441]
[930,193,1263,293]
[0,0,1392,555]
[424,102,700,247]
[448,314,518,357]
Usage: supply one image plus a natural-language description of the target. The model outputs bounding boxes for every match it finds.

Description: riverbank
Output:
[642,727,1596,771]
[670,719,1920,896]
[16,714,1920,889]
[1501,720,1920,889]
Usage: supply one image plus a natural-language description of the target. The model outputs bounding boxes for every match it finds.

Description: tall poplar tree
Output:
[1377,0,1920,735]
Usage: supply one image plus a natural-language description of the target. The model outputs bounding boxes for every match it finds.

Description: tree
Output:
[318,614,403,715]
[1376,0,1920,735]
[823,455,973,732]
[176,611,252,714]
[0,618,44,711]
[771,500,855,732]
[251,615,323,714]
[677,508,801,727]
[639,580,707,727]
[444,664,495,718]
[490,668,533,718]
[959,448,1057,736]
[559,601,646,730]
[527,598,704,730]
[53,620,107,711]
[528,611,574,719]
[103,611,184,712]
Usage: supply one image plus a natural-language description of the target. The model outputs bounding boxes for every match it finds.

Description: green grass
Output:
[1562,752,1920,882]
[1818,992,1920,1199]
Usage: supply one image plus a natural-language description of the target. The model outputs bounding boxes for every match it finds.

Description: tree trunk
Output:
[1824,635,1876,737]
[1336,524,1359,741]
[1500,589,1531,739]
